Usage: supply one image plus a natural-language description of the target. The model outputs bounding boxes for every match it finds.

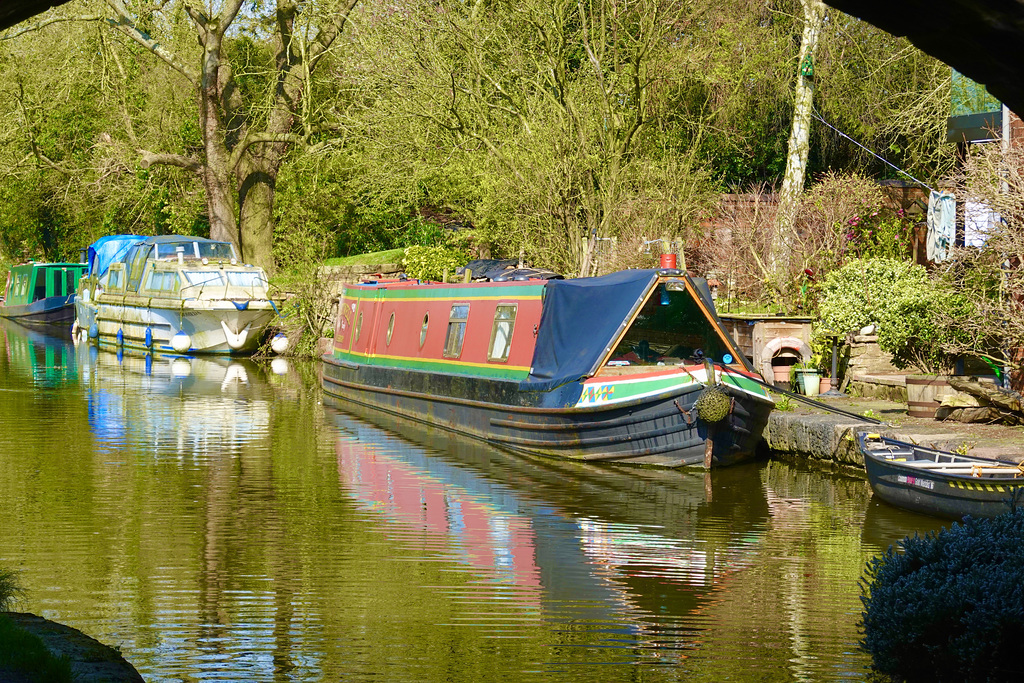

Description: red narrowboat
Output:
[321,267,774,468]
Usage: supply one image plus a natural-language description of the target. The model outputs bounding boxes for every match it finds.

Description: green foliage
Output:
[861,508,1024,682]
[840,208,916,261]
[816,258,969,374]
[402,244,471,282]
[0,615,73,682]
[0,0,953,278]
[0,567,21,611]
[773,394,794,412]
[324,249,406,268]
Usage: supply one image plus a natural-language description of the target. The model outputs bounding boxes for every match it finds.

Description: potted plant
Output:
[791,360,821,397]
[813,352,835,394]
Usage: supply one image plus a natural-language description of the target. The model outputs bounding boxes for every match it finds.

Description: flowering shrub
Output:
[841,208,916,261]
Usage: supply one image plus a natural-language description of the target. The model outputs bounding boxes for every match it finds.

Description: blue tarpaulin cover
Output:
[523,269,658,391]
[86,235,146,277]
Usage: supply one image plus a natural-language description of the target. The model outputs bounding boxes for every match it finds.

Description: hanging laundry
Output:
[927,190,956,263]
[964,200,999,247]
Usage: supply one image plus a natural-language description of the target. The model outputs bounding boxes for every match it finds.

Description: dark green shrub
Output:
[860,509,1024,682]
[0,615,73,683]
[0,567,20,611]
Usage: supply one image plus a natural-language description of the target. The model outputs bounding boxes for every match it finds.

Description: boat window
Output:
[126,245,152,291]
[197,241,237,261]
[183,271,225,288]
[386,313,395,346]
[153,241,197,260]
[420,313,429,349]
[608,283,732,366]
[47,268,63,297]
[33,271,47,301]
[225,271,263,288]
[107,267,123,291]
[487,304,517,362]
[443,304,470,359]
[354,310,363,342]
[146,271,179,293]
[66,269,77,294]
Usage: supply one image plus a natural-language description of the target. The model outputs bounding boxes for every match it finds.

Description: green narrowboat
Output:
[1,261,87,326]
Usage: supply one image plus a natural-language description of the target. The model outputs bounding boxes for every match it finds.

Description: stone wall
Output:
[319,263,403,297]
[847,334,900,375]
[319,263,403,331]
[844,334,907,400]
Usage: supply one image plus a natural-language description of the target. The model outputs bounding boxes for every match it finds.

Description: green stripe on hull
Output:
[344,284,545,301]
[576,369,772,408]
[721,372,772,398]
[334,349,531,381]
[577,374,699,406]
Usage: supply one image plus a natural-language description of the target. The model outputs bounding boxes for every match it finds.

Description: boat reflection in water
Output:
[0,317,77,388]
[78,344,278,458]
[325,394,771,658]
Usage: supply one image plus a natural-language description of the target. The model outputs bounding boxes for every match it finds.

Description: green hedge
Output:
[861,508,1024,682]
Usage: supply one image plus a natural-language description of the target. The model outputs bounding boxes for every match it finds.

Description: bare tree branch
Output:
[138,150,202,173]
[227,132,305,171]
[103,0,198,83]
[2,13,105,39]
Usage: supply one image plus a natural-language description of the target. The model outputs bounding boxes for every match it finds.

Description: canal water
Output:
[0,320,947,682]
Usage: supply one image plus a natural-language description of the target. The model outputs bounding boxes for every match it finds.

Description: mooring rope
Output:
[715,361,885,425]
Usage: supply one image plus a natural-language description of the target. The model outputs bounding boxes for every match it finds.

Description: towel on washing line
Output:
[927,190,956,263]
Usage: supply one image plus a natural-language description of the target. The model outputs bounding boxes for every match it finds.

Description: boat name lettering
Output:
[579,384,615,404]
[896,474,934,491]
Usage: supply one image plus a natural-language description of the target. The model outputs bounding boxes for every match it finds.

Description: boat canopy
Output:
[86,235,239,278]
[85,235,146,278]
[523,270,659,391]
[143,236,237,261]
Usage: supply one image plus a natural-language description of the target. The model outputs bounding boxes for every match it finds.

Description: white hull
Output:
[75,295,277,355]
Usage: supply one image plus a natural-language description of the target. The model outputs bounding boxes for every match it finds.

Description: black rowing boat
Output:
[860,432,1024,519]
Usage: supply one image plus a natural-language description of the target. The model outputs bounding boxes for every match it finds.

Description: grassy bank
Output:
[0,568,72,682]
[0,615,73,682]
[323,248,404,267]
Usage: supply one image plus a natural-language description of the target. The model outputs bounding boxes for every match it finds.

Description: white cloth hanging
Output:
[927,191,956,263]
[964,201,998,247]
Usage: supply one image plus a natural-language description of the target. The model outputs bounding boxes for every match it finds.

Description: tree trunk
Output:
[198,24,241,252]
[238,163,277,272]
[773,0,825,289]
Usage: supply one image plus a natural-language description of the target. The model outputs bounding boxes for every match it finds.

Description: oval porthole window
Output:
[354,310,363,342]
[420,313,429,348]
[386,312,396,346]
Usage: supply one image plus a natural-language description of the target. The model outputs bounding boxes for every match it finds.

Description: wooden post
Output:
[463,268,472,283]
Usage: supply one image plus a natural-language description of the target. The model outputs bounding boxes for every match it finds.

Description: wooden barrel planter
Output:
[906,375,954,418]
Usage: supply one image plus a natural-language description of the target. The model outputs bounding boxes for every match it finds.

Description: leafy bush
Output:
[0,567,20,611]
[841,208,917,261]
[860,509,1024,682]
[816,258,969,373]
[402,244,470,282]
